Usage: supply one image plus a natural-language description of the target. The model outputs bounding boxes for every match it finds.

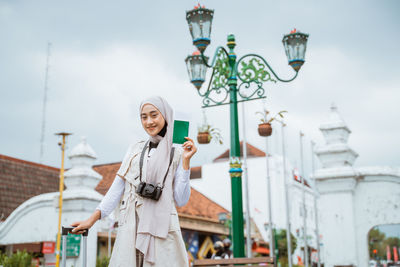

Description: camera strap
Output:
[139,141,175,188]
[139,140,150,182]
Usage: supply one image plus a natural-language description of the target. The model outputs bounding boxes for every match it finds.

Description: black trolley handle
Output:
[62,226,89,236]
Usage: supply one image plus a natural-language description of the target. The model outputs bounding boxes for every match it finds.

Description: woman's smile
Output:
[141,104,166,137]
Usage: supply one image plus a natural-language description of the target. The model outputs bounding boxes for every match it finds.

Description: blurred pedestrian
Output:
[211,241,225,259]
[222,238,233,259]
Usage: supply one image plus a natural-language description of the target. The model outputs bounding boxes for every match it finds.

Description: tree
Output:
[383,237,400,248]
[275,228,297,266]
[369,227,386,258]
[368,226,400,261]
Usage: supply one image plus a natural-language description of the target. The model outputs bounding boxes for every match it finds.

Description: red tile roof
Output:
[0,155,60,221]
[213,142,265,162]
[176,188,228,221]
[93,162,121,195]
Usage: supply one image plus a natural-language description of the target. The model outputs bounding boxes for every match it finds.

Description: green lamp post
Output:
[185,6,309,258]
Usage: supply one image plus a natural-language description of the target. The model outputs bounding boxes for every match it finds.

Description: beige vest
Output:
[109,142,188,267]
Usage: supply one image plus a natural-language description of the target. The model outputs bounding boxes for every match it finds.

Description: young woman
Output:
[71,96,197,267]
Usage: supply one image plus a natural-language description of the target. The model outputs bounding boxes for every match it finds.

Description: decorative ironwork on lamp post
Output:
[185,5,309,258]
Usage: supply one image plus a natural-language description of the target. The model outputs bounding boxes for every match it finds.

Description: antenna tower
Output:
[39,42,51,163]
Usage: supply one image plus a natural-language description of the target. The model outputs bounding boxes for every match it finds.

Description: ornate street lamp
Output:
[186,5,214,52]
[185,51,209,89]
[282,29,309,72]
[185,5,309,259]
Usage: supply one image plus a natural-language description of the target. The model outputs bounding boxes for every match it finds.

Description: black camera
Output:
[136,182,163,201]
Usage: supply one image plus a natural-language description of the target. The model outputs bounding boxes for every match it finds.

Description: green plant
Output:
[198,124,223,144]
[256,109,287,124]
[0,250,33,267]
[96,256,110,267]
[274,228,297,267]
[0,251,6,266]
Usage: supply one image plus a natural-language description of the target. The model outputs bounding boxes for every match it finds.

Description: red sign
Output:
[394,246,399,262]
[42,242,55,254]
[387,245,392,261]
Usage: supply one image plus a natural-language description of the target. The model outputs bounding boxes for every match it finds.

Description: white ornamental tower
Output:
[313,104,400,267]
[314,104,359,266]
[61,137,103,267]
[64,136,102,192]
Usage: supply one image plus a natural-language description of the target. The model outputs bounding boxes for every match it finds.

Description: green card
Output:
[173,120,189,144]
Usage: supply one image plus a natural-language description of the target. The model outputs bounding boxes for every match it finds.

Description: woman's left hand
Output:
[182,137,197,160]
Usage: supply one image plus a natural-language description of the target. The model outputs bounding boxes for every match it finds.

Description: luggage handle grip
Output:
[62,226,89,236]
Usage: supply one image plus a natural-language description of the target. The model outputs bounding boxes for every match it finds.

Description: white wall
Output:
[317,189,358,266]
[353,174,400,267]
[0,189,103,267]
[0,193,59,244]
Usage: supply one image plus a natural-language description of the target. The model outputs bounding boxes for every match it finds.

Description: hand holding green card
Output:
[173,120,189,144]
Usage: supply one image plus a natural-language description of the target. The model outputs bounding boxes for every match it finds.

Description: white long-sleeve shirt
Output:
[96,148,191,219]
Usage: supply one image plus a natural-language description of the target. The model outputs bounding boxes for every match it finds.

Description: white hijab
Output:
[136,96,175,264]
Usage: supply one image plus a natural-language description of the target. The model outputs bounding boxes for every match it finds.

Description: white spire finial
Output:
[68,136,97,160]
[316,104,358,168]
[65,136,101,190]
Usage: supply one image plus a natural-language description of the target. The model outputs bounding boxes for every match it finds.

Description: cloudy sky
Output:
[0,0,399,178]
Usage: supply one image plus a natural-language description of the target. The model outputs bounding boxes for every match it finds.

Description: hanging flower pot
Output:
[256,109,288,137]
[197,132,211,144]
[258,123,272,137]
[197,124,223,145]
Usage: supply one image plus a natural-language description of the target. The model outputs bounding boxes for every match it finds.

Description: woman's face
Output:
[140,104,166,137]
